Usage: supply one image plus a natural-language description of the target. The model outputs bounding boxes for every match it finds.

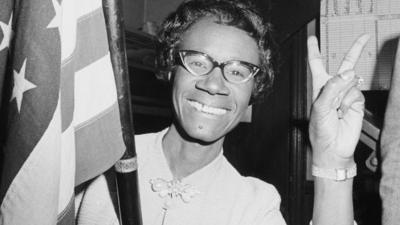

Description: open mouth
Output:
[187,99,229,116]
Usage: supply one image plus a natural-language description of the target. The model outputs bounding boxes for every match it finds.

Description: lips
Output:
[187,99,230,116]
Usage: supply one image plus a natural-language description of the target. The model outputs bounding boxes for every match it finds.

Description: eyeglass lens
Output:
[181,51,255,83]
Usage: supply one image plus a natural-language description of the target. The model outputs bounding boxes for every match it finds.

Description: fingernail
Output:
[339,71,354,81]
[333,96,341,108]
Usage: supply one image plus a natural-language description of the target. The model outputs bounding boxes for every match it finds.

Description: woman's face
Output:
[172,17,260,143]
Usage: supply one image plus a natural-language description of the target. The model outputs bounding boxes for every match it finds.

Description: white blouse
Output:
[75,128,286,225]
[136,128,285,225]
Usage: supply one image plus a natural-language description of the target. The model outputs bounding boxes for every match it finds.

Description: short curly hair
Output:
[156,0,277,101]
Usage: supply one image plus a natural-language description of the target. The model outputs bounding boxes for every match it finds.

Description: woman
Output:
[76,0,368,224]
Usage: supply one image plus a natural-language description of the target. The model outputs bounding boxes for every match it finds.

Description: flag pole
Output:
[102,0,142,224]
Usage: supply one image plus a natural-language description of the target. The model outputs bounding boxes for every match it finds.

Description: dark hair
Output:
[156,0,277,101]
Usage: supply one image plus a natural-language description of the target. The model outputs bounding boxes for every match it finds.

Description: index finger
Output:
[308,36,328,78]
[308,36,331,100]
[337,34,370,74]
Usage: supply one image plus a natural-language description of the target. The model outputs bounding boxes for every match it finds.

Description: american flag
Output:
[0,0,125,224]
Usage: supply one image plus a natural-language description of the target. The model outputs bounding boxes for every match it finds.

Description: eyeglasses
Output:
[177,50,260,84]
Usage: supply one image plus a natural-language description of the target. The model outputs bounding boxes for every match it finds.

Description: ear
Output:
[240,105,252,123]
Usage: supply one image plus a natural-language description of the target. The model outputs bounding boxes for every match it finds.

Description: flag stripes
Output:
[0,0,61,203]
[1,99,62,224]
[0,0,125,224]
[75,101,123,185]
[61,7,110,131]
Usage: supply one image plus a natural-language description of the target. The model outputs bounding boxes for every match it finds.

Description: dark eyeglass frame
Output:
[177,50,260,84]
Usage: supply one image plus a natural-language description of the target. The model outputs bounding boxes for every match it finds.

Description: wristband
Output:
[312,164,357,181]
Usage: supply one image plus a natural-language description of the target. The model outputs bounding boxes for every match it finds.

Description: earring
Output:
[167,71,172,81]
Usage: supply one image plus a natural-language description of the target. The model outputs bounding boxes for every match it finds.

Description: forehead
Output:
[179,17,260,64]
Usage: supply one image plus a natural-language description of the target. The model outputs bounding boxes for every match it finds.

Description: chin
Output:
[180,122,226,144]
[191,130,222,144]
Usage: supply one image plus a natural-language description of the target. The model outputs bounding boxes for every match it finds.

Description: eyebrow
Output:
[179,49,259,65]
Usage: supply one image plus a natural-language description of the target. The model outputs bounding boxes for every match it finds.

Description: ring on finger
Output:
[356,76,364,88]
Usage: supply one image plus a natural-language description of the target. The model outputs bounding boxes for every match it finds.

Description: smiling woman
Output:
[76,0,368,224]
[170,17,258,145]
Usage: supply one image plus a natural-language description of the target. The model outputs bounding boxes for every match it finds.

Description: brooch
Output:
[150,178,200,204]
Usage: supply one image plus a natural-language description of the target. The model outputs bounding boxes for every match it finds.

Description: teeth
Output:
[189,101,204,111]
[188,100,228,115]
[203,104,227,115]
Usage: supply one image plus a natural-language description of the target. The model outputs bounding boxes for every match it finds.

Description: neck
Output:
[162,124,224,179]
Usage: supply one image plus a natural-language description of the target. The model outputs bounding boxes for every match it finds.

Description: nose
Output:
[195,68,230,95]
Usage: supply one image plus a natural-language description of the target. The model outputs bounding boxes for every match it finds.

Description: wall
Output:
[123,0,184,32]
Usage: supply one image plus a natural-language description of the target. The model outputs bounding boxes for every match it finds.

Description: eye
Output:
[225,66,249,78]
[184,54,211,74]
[228,70,245,78]
[189,61,207,69]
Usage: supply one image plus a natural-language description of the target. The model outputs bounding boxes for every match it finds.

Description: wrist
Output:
[312,152,355,169]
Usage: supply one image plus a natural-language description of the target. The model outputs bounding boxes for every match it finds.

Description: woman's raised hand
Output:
[308,34,370,169]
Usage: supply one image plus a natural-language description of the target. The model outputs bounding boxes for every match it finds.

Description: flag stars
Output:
[0,13,13,52]
[47,0,62,31]
[10,59,37,113]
